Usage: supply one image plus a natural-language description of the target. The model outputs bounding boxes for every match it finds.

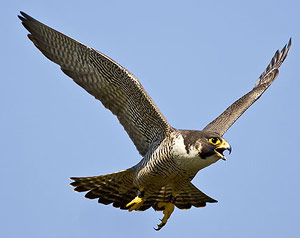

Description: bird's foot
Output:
[126,188,144,211]
[154,196,176,231]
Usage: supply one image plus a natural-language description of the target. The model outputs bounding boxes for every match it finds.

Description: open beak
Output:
[215,140,232,161]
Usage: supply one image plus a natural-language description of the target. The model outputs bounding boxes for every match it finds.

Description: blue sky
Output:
[1,0,299,237]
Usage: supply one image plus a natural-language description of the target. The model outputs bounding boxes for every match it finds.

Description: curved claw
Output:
[154,202,175,231]
[154,221,166,231]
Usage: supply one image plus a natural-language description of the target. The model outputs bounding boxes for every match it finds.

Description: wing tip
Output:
[288,37,292,49]
[254,38,291,87]
[19,11,36,20]
[18,11,37,37]
[18,11,31,23]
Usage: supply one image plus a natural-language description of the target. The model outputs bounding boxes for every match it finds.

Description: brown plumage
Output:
[18,11,172,157]
[70,169,216,211]
[203,39,291,135]
[18,11,291,230]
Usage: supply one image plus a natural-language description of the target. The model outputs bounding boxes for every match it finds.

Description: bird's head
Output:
[196,132,232,161]
[177,130,232,170]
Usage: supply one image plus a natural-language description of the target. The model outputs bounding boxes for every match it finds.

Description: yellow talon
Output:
[155,202,175,231]
[126,188,145,211]
[126,196,144,211]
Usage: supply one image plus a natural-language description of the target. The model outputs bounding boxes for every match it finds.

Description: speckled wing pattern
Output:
[203,39,291,136]
[18,11,172,156]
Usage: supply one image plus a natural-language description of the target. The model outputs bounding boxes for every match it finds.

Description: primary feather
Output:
[19,11,291,230]
[18,11,172,156]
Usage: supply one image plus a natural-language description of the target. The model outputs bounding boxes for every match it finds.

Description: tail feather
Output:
[176,182,217,209]
[70,169,137,209]
[70,171,217,211]
[152,182,217,211]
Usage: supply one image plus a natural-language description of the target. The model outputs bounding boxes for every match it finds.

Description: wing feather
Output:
[203,39,291,135]
[150,183,217,211]
[18,12,172,156]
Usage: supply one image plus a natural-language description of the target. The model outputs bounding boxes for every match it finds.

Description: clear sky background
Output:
[1,0,299,237]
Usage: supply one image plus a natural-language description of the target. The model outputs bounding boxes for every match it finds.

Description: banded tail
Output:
[70,170,217,211]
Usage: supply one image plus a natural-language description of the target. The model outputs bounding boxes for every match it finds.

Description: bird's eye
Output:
[209,137,221,145]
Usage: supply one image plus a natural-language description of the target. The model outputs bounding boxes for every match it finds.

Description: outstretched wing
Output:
[203,39,291,136]
[18,12,173,156]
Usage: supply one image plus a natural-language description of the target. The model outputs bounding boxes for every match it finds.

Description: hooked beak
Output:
[215,140,232,161]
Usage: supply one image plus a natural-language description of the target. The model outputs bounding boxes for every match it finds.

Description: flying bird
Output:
[18,11,291,230]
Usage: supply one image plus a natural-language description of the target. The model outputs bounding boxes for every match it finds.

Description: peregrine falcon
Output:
[18,11,291,230]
